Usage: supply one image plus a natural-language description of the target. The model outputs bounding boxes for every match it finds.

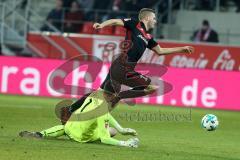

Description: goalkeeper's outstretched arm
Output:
[108,114,137,136]
[100,137,139,148]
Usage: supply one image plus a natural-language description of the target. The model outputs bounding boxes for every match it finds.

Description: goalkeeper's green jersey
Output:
[64,90,111,142]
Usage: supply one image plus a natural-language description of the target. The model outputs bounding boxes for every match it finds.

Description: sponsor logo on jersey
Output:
[137,35,148,45]
[124,18,131,21]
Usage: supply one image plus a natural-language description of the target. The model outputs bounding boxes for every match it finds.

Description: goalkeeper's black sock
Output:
[69,93,91,113]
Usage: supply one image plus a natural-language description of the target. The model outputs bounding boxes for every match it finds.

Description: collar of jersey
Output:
[140,21,148,33]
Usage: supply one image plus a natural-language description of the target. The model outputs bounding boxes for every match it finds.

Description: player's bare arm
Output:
[152,45,194,55]
[93,19,124,29]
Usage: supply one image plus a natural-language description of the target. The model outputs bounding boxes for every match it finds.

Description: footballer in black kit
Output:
[100,17,159,95]
[58,8,194,124]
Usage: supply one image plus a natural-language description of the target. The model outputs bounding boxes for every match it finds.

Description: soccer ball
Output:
[201,114,219,131]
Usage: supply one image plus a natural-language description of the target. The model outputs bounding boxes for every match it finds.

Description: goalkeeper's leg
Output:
[40,125,65,138]
[19,125,65,139]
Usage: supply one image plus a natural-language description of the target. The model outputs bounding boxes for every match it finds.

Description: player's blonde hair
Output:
[138,8,155,21]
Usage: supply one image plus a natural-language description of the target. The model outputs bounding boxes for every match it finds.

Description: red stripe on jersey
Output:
[136,22,152,40]
[126,30,132,40]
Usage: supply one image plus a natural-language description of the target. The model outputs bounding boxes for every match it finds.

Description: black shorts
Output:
[100,57,151,94]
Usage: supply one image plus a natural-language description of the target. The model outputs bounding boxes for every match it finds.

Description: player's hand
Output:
[121,128,137,136]
[182,46,194,54]
[93,23,103,29]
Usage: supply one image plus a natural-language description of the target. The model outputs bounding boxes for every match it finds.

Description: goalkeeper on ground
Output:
[19,89,139,148]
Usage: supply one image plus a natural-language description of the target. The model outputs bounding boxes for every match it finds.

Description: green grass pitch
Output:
[0,94,239,160]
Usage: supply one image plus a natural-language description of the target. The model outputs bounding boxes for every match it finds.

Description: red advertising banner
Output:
[0,56,240,110]
[27,33,240,71]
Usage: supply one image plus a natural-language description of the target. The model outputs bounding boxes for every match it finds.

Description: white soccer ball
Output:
[201,114,219,131]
